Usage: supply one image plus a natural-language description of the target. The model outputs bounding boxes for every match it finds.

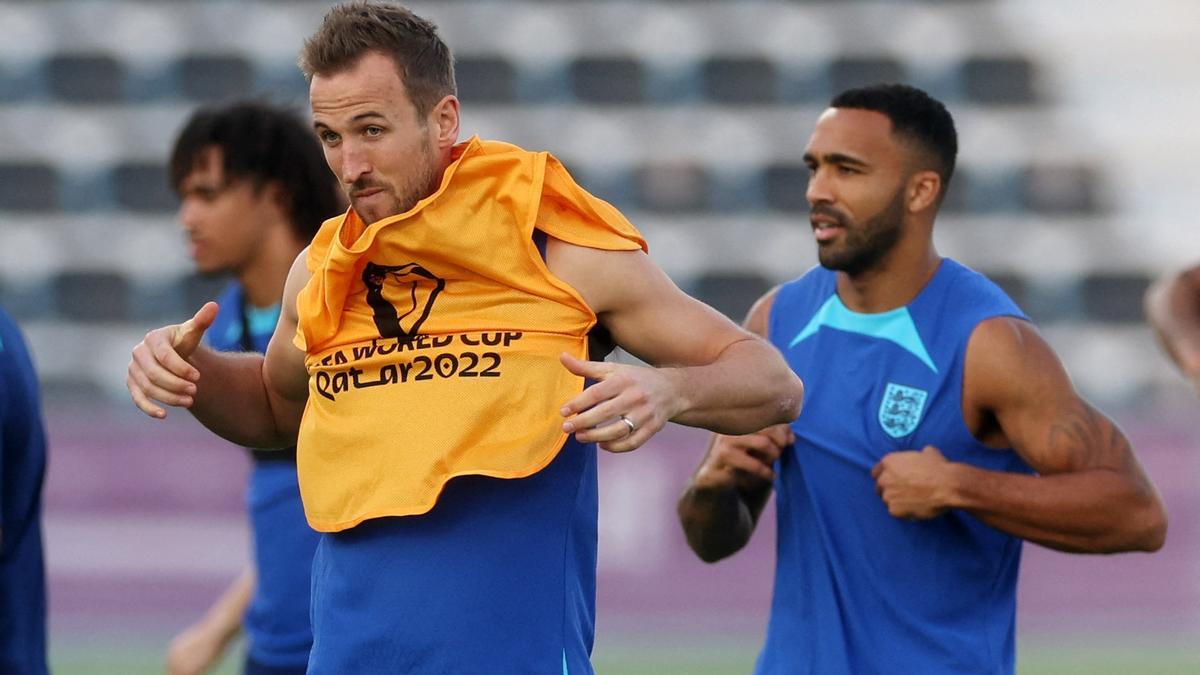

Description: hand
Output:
[871,445,956,520]
[558,353,684,453]
[695,425,794,492]
[166,620,228,675]
[127,302,218,419]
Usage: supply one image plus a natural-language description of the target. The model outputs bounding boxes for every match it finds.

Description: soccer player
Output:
[126,3,804,673]
[163,102,341,675]
[677,84,1167,674]
[0,306,49,675]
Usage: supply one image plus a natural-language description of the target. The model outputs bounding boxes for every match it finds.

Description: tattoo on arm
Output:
[1043,401,1131,473]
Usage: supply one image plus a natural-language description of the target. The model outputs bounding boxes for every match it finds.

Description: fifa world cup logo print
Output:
[362,261,445,344]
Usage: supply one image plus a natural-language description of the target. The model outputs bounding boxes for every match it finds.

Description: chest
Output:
[785,327,962,460]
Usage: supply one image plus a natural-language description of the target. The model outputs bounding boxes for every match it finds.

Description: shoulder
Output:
[936,259,1025,318]
[544,238,658,316]
[744,287,782,338]
[965,315,1066,409]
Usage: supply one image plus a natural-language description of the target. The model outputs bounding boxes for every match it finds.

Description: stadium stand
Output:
[0,0,1185,405]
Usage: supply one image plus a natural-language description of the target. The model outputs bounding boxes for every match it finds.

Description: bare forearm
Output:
[669,339,803,434]
[200,569,253,642]
[948,463,1166,553]
[187,347,297,448]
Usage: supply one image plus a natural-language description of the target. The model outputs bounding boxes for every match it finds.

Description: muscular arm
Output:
[877,317,1166,553]
[1144,265,1200,387]
[547,240,803,450]
[677,290,789,562]
[129,252,311,448]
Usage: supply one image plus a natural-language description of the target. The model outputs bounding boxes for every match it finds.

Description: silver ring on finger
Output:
[619,415,636,436]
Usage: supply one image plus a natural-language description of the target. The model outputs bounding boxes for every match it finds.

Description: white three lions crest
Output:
[878,382,928,438]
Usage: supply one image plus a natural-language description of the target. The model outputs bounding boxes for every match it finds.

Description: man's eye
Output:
[365,126,383,137]
[321,131,340,143]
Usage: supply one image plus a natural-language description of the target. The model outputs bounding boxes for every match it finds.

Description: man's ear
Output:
[906,170,942,214]
[429,95,461,151]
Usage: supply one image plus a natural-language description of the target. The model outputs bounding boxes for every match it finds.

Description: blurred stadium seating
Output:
[0,0,1187,406]
[4,1,1200,672]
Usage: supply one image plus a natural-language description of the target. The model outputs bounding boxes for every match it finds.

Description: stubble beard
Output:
[352,138,440,224]
[816,190,907,277]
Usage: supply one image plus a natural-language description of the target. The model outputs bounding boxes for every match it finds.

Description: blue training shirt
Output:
[0,306,49,675]
[207,284,319,668]
[305,228,601,674]
[307,436,599,675]
[760,259,1033,675]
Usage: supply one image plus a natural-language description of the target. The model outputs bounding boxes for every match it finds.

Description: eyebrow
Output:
[313,111,388,132]
[803,152,869,168]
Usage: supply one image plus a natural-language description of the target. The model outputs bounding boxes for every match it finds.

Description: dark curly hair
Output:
[169,101,342,241]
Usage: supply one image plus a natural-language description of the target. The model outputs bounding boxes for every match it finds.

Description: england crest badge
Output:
[878,382,928,438]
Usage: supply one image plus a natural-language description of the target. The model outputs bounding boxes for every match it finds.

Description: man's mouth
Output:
[352,187,384,200]
[811,217,843,243]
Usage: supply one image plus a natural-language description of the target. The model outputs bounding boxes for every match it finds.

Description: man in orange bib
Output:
[127,3,803,673]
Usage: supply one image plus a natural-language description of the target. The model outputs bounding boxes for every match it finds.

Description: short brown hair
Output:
[299,1,457,118]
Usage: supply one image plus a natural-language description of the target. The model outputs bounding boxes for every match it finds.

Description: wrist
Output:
[941,461,975,510]
[690,465,737,493]
[661,367,692,421]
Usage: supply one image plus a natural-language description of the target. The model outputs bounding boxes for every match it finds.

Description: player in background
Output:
[164,102,341,675]
[678,84,1167,674]
[0,305,49,675]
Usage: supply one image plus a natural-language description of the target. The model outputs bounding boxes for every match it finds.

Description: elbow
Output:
[1131,496,1168,553]
[1122,481,1168,552]
[682,526,739,564]
[1096,492,1168,554]
[677,503,741,564]
[773,372,805,425]
[693,546,733,565]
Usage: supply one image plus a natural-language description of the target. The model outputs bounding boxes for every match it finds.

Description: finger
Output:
[127,373,167,419]
[559,375,625,423]
[743,442,783,467]
[740,432,788,459]
[762,424,795,448]
[723,450,777,482]
[559,352,607,380]
[129,364,195,409]
[173,302,219,357]
[597,420,653,454]
[134,340,199,392]
[561,380,632,431]
[148,329,202,382]
[870,461,884,480]
[572,412,640,445]
[711,437,777,481]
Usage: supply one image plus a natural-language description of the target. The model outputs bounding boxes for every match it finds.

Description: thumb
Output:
[173,302,218,357]
[559,352,605,379]
[922,444,945,459]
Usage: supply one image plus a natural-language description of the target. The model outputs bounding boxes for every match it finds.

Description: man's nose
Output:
[805,167,832,206]
[340,141,371,185]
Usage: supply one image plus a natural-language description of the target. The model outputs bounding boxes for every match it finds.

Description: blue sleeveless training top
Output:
[760,259,1033,674]
[208,284,319,669]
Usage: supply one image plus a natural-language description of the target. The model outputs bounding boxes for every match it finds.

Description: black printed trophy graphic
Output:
[362,262,445,344]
